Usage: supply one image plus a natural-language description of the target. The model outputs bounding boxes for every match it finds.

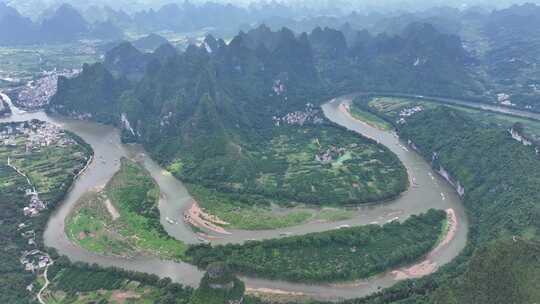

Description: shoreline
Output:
[184,200,232,235]
[391,208,458,280]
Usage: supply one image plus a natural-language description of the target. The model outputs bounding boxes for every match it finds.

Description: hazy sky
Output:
[6,0,540,16]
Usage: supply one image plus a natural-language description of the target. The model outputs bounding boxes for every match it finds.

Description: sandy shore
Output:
[184,201,232,235]
[391,208,458,280]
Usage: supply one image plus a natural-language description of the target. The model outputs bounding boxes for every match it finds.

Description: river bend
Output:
[0,93,468,301]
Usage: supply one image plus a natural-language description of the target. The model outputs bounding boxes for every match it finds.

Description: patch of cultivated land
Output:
[186,209,447,283]
[358,96,540,142]
[66,158,186,259]
[45,266,193,304]
[178,123,407,230]
[0,120,92,303]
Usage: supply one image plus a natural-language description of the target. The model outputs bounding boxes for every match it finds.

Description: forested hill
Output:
[340,106,540,304]
[50,23,477,141]
[49,24,468,208]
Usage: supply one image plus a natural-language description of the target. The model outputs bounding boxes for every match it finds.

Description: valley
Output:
[0,94,469,302]
[1,2,540,303]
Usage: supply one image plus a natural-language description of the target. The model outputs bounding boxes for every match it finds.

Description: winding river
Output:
[0,92,470,301]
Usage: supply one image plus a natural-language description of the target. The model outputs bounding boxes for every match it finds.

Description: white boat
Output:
[336,224,351,229]
[386,217,399,223]
[166,217,175,224]
[197,237,209,244]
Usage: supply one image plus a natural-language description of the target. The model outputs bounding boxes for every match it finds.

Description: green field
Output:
[0,43,100,87]
[66,158,186,259]
[357,96,540,141]
[187,184,354,230]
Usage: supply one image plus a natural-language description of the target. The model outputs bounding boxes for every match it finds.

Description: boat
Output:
[197,237,209,244]
[386,217,399,223]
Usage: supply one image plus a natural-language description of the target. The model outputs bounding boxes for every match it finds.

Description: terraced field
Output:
[0,120,92,303]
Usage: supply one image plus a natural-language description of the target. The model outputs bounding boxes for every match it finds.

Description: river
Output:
[0,92,469,301]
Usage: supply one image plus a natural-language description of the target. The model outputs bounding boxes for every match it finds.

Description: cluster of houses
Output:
[272,79,286,96]
[0,121,76,152]
[17,219,53,274]
[23,191,48,218]
[497,93,516,107]
[18,223,36,246]
[315,145,346,164]
[273,103,324,127]
[397,105,424,124]
[20,249,53,273]
[14,69,79,109]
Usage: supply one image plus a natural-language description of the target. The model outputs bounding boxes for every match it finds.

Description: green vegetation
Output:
[189,263,245,304]
[0,44,100,88]
[54,27,474,231]
[65,192,136,257]
[45,257,193,304]
[187,184,352,230]
[356,95,540,142]
[0,121,92,304]
[187,210,446,282]
[177,123,407,207]
[66,158,186,259]
[334,104,540,304]
[180,123,407,230]
[349,104,393,131]
[432,239,540,304]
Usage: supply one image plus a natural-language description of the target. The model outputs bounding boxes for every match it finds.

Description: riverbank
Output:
[391,208,457,280]
[65,158,187,260]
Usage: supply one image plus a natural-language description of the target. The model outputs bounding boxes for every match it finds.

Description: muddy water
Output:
[0,93,469,301]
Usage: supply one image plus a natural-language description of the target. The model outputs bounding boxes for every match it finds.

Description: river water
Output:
[0,93,470,301]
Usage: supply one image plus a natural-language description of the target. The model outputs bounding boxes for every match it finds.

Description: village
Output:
[273,103,324,127]
[315,145,346,164]
[397,105,423,124]
[0,121,77,280]
[0,120,77,151]
[11,69,79,109]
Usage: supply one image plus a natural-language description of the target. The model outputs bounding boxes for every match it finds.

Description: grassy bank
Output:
[349,104,393,131]
[187,184,353,230]
[66,158,186,259]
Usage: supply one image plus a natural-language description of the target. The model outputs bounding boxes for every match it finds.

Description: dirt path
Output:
[104,198,120,220]
[37,265,50,304]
